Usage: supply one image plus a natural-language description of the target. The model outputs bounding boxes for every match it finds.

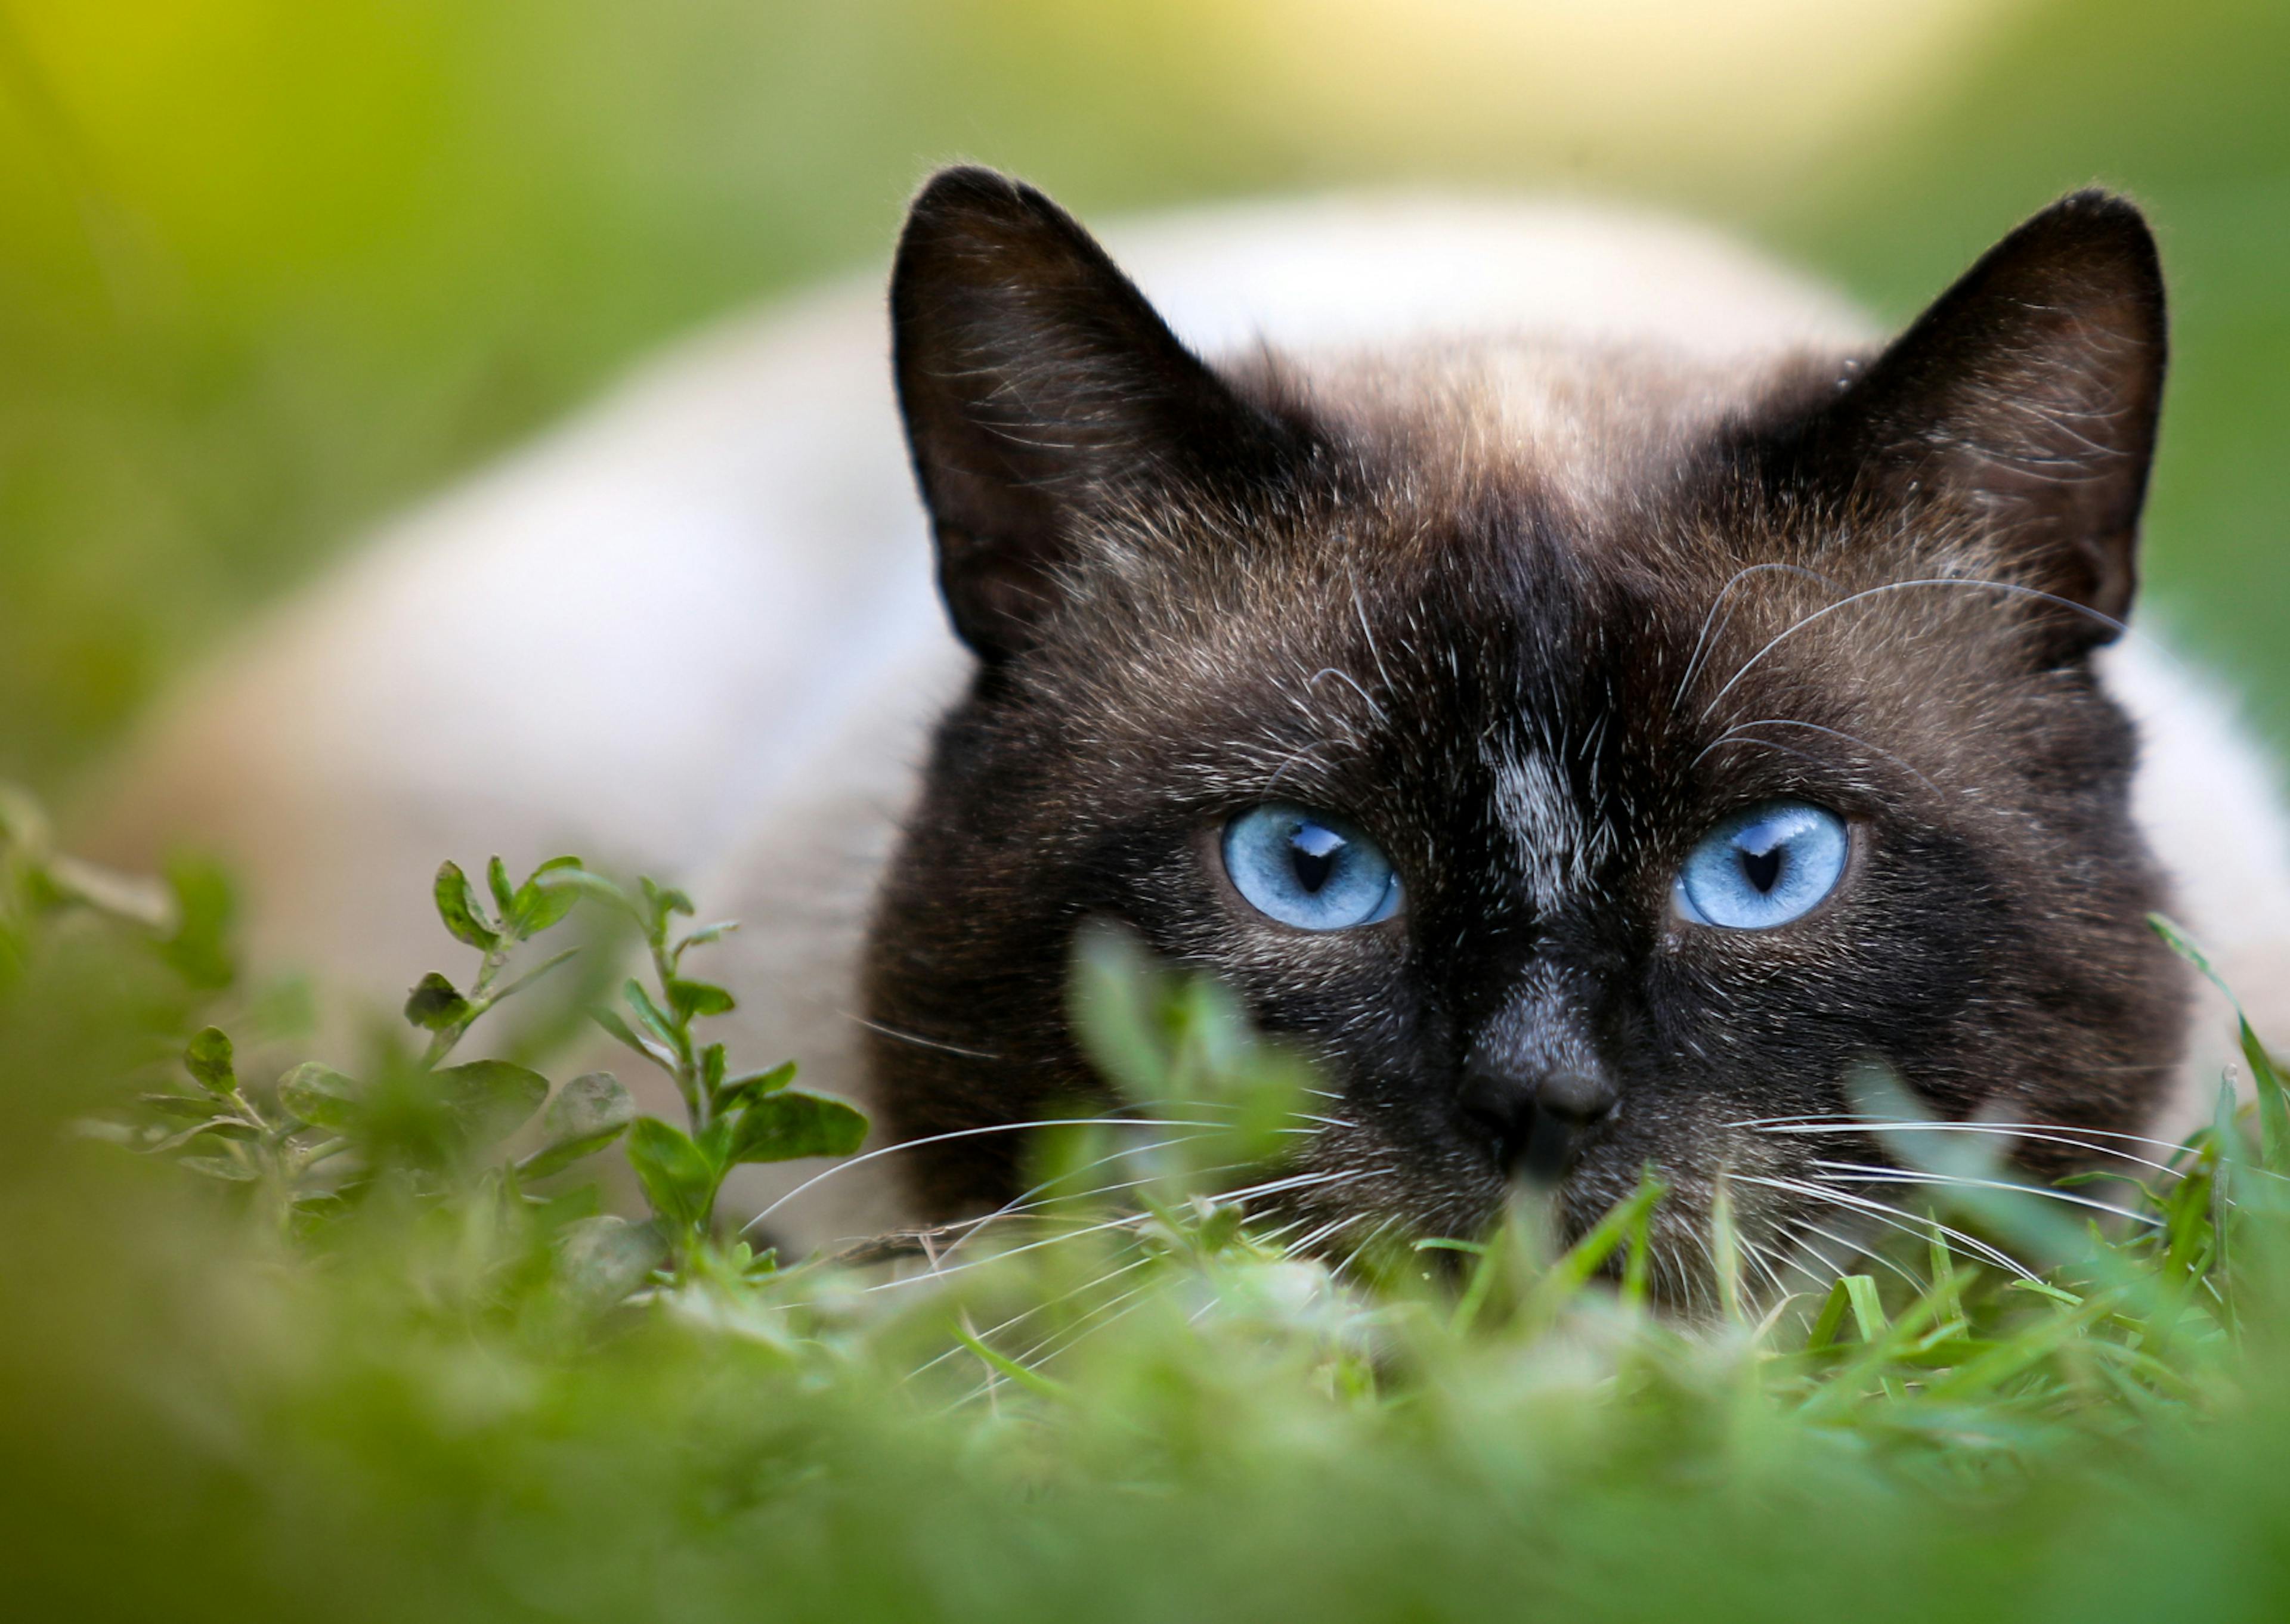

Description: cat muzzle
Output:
[1457,1065,1619,1185]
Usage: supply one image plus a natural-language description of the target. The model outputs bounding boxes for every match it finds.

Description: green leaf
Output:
[431,1059,550,1145]
[641,878,695,921]
[720,1061,796,1108]
[402,972,474,1031]
[277,1062,364,1131]
[624,980,679,1048]
[1809,1275,1884,1351]
[509,858,585,933]
[433,862,498,949]
[158,857,237,991]
[592,1006,673,1070]
[487,856,516,919]
[518,1072,638,1179]
[676,921,739,953]
[177,1155,259,1183]
[553,1215,667,1304]
[139,1092,225,1122]
[727,1089,868,1164]
[1524,1170,1666,1325]
[1066,921,1307,1177]
[667,978,735,1019]
[530,867,635,918]
[1069,922,1177,1105]
[951,1322,1075,1404]
[510,875,582,934]
[2150,913,2290,1167]
[184,1026,236,1095]
[148,1118,260,1155]
[626,1117,719,1229]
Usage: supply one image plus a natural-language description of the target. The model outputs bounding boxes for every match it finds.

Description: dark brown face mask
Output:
[863,166,2187,1304]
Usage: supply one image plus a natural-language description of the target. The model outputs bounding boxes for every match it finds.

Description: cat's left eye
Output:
[1675,799,1849,930]
[1222,803,1402,931]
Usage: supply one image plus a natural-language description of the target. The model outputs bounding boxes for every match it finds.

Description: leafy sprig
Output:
[126,855,626,1234]
[564,870,867,1275]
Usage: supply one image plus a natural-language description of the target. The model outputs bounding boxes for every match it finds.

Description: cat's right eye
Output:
[1222,804,1401,931]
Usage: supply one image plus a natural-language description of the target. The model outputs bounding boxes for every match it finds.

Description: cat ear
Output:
[892,166,1307,661]
[1777,190,2166,655]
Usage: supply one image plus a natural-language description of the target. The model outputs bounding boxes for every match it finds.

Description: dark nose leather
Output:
[1457,1066,1619,1185]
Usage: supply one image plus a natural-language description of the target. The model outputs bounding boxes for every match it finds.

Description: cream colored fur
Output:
[88,196,2290,1245]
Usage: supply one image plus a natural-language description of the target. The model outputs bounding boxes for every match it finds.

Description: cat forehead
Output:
[1225,333,1853,529]
[1060,331,2043,807]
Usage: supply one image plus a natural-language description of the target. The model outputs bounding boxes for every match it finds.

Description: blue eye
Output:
[1676,800,1849,929]
[1223,804,1401,931]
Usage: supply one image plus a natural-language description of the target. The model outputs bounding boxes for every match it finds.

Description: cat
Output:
[89,169,2290,1296]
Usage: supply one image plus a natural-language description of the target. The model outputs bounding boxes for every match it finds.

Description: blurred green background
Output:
[1,0,2283,803]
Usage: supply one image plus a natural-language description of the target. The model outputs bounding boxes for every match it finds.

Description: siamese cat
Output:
[92,169,2290,1296]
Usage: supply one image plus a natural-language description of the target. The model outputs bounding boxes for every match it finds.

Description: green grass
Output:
[7,792,2290,1623]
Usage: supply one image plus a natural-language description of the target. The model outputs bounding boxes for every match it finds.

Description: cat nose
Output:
[1456,1065,1619,1184]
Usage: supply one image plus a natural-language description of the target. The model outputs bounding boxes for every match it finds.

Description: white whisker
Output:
[1327,1215,1403,1284]
[943,1284,1166,1411]
[1805,1161,2161,1226]
[855,1211,1159,1293]
[743,1115,1239,1232]
[861,1167,1382,1298]
[1673,562,1842,709]
[1749,1118,2182,1177]
[908,1253,1159,1383]
[1700,575,2136,721]
[1732,1173,2038,1280]
[924,1133,1234,1267]
[1734,1113,2195,1157]
[1216,1166,1378,1206]
[846,1014,1005,1061]
[1778,1213,1927,1294]
[1735,1234,1794,1304]
[1282,1211,1369,1259]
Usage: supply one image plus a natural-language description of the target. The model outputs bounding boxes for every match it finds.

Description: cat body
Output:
[91,179,2290,1279]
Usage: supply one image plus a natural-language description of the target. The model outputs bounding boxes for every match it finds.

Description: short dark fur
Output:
[866,168,2190,1300]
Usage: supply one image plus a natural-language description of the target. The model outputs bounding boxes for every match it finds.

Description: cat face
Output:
[865,168,2189,1298]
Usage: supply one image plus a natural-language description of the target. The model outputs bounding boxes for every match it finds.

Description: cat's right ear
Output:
[1759,190,2166,659]
[892,167,1307,662]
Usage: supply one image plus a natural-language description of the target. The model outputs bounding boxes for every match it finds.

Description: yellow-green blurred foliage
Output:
[1,0,2284,789]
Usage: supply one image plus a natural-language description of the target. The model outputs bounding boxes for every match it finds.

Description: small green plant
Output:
[110,853,628,1242]
[553,869,868,1281]
[104,841,868,1299]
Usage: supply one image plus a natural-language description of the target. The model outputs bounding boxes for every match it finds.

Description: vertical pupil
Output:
[1288,823,1346,894]
[1739,844,1784,894]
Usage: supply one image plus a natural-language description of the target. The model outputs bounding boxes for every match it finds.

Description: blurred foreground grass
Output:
[2,0,2288,789]
[8,793,2290,1623]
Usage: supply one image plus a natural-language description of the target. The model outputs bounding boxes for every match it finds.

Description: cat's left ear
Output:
[1775,190,2165,655]
[892,166,1311,663]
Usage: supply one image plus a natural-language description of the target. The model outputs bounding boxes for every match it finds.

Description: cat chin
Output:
[79,192,2290,1258]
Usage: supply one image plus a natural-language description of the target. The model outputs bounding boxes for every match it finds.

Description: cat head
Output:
[865,166,2187,1300]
